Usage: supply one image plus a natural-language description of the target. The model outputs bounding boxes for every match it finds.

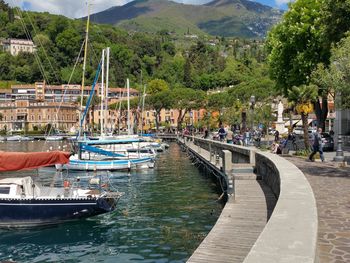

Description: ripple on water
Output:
[0,142,222,262]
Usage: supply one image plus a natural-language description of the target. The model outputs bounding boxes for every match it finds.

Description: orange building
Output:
[0,100,77,132]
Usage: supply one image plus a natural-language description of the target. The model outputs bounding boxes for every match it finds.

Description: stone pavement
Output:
[285,156,350,263]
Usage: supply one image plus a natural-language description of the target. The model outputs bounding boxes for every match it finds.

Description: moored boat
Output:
[0,151,122,228]
[46,135,64,141]
[6,135,31,141]
[61,155,155,171]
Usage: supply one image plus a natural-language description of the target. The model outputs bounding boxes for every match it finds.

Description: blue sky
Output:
[6,0,291,18]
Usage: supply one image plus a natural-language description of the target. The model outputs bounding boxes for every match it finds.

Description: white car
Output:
[294,127,304,135]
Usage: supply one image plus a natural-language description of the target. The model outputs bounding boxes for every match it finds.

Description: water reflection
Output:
[0,141,222,262]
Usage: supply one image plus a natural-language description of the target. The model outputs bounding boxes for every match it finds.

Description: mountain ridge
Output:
[85,0,283,38]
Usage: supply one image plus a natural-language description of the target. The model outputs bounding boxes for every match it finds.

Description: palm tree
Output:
[288,85,318,149]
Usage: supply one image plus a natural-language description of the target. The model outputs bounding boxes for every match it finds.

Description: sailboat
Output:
[66,21,155,171]
[0,151,122,228]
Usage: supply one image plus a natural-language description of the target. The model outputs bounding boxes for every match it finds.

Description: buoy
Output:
[63,180,70,188]
[89,178,100,185]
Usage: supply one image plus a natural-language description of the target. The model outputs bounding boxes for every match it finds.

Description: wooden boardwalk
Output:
[183,140,277,263]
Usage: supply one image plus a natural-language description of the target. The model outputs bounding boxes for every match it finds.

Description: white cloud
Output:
[6,0,212,18]
[275,0,294,6]
[6,0,129,18]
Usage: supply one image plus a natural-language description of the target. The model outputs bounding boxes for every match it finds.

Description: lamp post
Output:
[334,95,344,162]
[333,61,345,162]
[250,95,256,131]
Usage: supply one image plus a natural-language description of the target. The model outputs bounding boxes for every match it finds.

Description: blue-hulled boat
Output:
[0,151,123,228]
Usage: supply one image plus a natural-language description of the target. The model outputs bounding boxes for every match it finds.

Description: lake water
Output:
[0,141,222,263]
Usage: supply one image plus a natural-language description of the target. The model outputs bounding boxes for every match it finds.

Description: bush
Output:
[295,149,311,157]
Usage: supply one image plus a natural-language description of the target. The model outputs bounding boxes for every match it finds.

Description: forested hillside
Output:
[87,0,283,38]
[0,1,274,95]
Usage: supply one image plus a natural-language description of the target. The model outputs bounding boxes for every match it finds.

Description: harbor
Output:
[0,0,349,261]
[0,140,223,262]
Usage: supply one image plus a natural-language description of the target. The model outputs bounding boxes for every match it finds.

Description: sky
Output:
[6,0,292,19]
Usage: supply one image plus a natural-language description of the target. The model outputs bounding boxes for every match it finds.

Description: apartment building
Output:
[0,100,77,132]
[1,38,36,56]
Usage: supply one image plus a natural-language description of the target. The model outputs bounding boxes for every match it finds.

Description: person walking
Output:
[274,130,279,142]
[243,128,250,146]
[203,127,209,139]
[218,125,226,142]
[309,128,325,162]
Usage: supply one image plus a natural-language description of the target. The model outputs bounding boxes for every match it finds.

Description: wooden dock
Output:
[182,139,277,263]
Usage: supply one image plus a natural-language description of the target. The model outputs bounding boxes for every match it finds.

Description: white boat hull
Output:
[57,157,154,171]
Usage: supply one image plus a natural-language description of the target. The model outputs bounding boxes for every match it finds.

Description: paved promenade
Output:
[285,156,350,263]
[182,140,277,263]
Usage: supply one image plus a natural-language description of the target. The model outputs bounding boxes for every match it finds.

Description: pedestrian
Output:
[274,130,279,142]
[244,128,250,146]
[309,128,325,162]
[203,127,209,139]
[218,125,226,142]
[255,129,262,147]
[226,128,233,144]
[271,142,279,154]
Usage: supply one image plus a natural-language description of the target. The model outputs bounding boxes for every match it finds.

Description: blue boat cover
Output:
[80,144,126,157]
[81,138,145,145]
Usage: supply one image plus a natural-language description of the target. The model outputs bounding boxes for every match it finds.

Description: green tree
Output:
[55,27,82,66]
[171,88,206,130]
[315,35,350,109]
[266,0,328,129]
[146,90,173,132]
[147,79,169,95]
[320,0,350,53]
[183,57,192,88]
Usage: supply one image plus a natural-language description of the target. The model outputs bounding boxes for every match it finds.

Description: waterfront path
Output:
[285,156,350,263]
[182,139,277,263]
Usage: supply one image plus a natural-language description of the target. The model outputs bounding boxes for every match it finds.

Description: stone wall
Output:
[244,152,318,262]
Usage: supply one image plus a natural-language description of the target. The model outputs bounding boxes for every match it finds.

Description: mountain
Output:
[85,0,283,38]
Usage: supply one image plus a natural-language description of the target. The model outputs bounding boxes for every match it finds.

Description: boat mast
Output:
[106,47,110,135]
[127,78,131,135]
[79,2,90,138]
[100,49,105,137]
[141,84,146,136]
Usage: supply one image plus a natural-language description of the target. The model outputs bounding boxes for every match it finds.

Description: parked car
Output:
[321,132,334,151]
[294,127,304,135]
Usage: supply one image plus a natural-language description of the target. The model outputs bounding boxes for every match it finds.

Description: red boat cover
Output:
[0,151,70,171]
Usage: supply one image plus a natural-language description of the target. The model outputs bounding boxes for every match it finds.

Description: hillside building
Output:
[1,38,36,56]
